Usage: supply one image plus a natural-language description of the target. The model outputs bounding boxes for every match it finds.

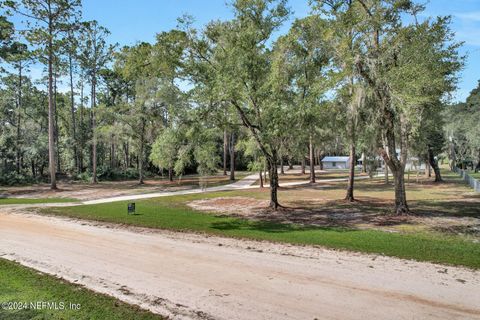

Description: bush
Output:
[74,171,92,183]
[0,172,36,186]
[72,167,159,182]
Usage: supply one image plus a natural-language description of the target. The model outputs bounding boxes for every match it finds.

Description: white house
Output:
[321,156,350,169]
[371,149,426,172]
[393,149,426,171]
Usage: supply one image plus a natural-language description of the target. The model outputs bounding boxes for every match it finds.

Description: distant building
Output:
[322,152,426,172]
[366,149,426,172]
[393,149,426,171]
[404,156,425,171]
[321,156,350,169]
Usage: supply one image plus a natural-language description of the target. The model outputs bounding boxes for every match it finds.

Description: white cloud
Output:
[450,11,480,47]
[455,11,480,22]
[455,29,480,46]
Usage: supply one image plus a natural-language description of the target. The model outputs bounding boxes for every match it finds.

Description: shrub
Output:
[0,172,36,186]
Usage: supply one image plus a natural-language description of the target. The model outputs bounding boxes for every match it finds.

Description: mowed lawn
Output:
[41,169,480,269]
[466,170,480,180]
[0,258,162,320]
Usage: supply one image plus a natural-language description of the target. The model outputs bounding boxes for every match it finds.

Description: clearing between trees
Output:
[1,168,479,319]
[1,209,479,320]
[8,168,475,269]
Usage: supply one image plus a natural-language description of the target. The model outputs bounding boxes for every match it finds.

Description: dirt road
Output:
[1,211,479,320]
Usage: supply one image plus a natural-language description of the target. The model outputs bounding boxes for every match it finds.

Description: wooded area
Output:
[1,0,478,215]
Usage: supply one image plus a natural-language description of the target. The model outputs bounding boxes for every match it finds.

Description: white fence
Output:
[453,167,480,192]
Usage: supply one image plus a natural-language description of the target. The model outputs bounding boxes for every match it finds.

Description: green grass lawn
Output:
[0,258,162,320]
[466,170,480,180]
[42,189,480,269]
[0,198,78,205]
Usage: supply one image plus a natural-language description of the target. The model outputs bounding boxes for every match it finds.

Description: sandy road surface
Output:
[1,210,479,320]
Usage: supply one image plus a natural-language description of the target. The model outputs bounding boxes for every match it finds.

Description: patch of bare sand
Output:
[188,197,270,217]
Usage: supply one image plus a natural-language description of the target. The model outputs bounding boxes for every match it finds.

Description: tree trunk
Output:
[449,141,456,170]
[361,18,409,214]
[229,132,235,181]
[382,139,389,184]
[125,142,130,168]
[47,25,57,190]
[54,72,61,174]
[110,138,115,169]
[309,136,315,183]
[345,144,355,202]
[31,160,35,178]
[428,147,442,182]
[79,78,84,172]
[138,119,146,184]
[69,53,78,173]
[223,129,228,176]
[268,152,279,210]
[345,100,357,201]
[425,159,431,178]
[362,152,367,173]
[384,161,389,184]
[264,163,268,183]
[381,122,409,215]
[16,64,22,174]
[231,99,280,206]
[393,166,409,215]
[476,150,480,173]
[91,76,97,184]
[259,170,263,188]
[301,158,305,174]
[168,167,173,182]
[89,114,93,170]
[280,156,284,175]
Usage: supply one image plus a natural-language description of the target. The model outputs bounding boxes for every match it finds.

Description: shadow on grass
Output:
[210,219,353,234]
[288,199,416,227]
[208,196,416,232]
[0,308,42,320]
[432,224,480,236]
[412,200,480,218]
[288,180,395,193]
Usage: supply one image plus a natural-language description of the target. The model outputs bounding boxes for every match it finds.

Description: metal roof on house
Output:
[321,156,350,162]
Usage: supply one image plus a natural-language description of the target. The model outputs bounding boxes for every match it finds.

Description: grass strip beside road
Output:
[0,258,162,320]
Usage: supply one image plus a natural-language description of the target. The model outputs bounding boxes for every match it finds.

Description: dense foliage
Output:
[445,81,480,171]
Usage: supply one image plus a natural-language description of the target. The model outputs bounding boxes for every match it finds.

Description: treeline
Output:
[445,82,480,171]
[0,0,464,214]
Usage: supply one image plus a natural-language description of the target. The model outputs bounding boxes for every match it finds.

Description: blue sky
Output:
[80,0,480,102]
[10,0,480,102]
